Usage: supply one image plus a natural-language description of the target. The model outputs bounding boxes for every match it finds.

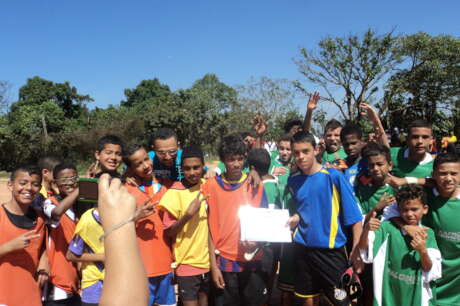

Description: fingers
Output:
[23,230,38,238]
[98,173,111,195]
[108,177,122,193]
[370,211,377,218]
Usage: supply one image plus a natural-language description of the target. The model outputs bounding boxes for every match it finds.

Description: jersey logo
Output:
[334,288,347,301]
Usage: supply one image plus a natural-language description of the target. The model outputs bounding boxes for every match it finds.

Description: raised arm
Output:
[49,187,79,220]
[360,103,389,148]
[302,92,320,132]
[253,114,267,149]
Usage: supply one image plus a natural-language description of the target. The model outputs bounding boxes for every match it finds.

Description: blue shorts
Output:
[148,272,176,306]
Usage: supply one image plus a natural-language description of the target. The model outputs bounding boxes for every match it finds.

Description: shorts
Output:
[294,244,350,306]
[148,272,176,306]
[213,269,269,306]
[278,242,296,292]
[177,273,210,301]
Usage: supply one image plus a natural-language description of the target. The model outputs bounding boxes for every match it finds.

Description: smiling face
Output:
[324,127,342,153]
[399,199,428,226]
[127,148,153,181]
[278,140,292,163]
[95,143,123,172]
[154,137,178,168]
[433,162,460,197]
[8,171,41,206]
[407,127,433,157]
[182,157,204,186]
[55,168,79,197]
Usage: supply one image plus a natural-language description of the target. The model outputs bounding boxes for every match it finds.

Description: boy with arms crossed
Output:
[123,144,176,306]
[359,184,442,306]
[286,131,363,306]
[0,165,46,306]
[159,145,210,306]
[203,134,269,306]
[43,162,80,305]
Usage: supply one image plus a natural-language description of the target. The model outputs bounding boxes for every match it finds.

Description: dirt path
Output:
[0,179,10,203]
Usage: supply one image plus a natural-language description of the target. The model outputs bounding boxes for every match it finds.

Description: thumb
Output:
[23,230,37,238]
[371,211,377,218]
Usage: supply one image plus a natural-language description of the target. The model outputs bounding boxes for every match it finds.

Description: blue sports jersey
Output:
[288,168,362,249]
[343,158,367,187]
[148,150,183,181]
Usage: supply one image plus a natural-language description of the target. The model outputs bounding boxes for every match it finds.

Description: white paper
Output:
[239,206,292,243]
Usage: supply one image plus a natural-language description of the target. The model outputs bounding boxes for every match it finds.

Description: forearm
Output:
[208,232,218,269]
[351,221,363,249]
[419,249,432,272]
[51,194,78,219]
[303,109,313,132]
[100,221,148,306]
[0,242,12,258]
[164,214,192,238]
[37,249,49,272]
[67,251,105,263]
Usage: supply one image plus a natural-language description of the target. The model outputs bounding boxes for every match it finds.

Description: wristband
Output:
[405,177,418,184]
[99,214,136,241]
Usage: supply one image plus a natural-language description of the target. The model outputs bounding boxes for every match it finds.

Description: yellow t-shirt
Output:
[158,179,209,270]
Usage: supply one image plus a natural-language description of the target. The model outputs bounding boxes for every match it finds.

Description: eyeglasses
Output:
[156,149,178,157]
[55,176,79,186]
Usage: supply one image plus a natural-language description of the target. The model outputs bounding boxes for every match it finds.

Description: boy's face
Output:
[154,137,178,168]
[399,199,428,226]
[42,169,54,183]
[324,127,342,153]
[55,168,79,196]
[95,144,123,172]
[223,154,245,180]
[288,125,301,136]
[407,127,432,155]
[292,141,319,174]
[432,162,460,196]
[8,171,41,206]
[342,134,365,158]
[367,154,392,182]
[182,157,204,186]
[278,140,292,163]
[127,148,153,181]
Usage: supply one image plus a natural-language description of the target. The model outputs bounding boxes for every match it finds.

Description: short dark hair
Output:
[433,153,460,171]
[53,162,78,179]
[408,120,432,135]
[240,131,254,140]
[218,134,247,161]
[181,145,205,165]
[396,184,427,207]
[122,144,144,167]
[10,165,42,182]
[96,135,125,152]
[291,131,317,147]
[37,155,63,172]
[361,143,391,163]
[324,119,343,133]
[247,148,271,176]
[278,133,292,144]
[152,128,177,144]
[340,123,363,141]
[284,119,303,133]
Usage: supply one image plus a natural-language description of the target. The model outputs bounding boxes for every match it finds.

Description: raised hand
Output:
[307,92,321,110]
[5,230,41,252]
[366,211,381,231]
[253,114,268,137]
[185,191,208,218]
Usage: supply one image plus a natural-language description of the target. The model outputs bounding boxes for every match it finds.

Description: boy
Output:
[203,134,269,306]
[37,155,63,198]
[286,131,363,306]
[269,134,292,190]
[42,162,80,305]
[148,127,183,181]
[123,144,176,306]
[390,120,434,179]
[322,119,348,167]
[66,199,105,305]
[340,123,366,186]
[0,165,46,306]
[359,184,442,306]
[87,135,125,178]
[159,145,210,306]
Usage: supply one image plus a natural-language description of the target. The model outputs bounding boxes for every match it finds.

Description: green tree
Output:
[384,33,460,136]
[295,29,402,121]
[121,78,172,108]
[0,81,11,114]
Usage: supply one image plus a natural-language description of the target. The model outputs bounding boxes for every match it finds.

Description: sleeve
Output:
[334,171,363,226]
[423,230,442,283]
[158,190,181,219]
[68,235,85,256]
[43,198,60,228]
[381,202,400,221]
[360,223,387,264]
[162,210,178,229]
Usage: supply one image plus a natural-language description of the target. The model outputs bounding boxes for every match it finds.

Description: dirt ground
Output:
[0,179,10,203]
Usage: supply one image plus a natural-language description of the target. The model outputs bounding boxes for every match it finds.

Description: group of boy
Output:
[1,94,460,306]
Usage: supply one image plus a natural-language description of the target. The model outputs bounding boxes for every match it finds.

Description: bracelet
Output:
[99,214,136,241]
[405,177,418,184]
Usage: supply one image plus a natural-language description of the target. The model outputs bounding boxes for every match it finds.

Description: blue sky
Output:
[2,0,459,112]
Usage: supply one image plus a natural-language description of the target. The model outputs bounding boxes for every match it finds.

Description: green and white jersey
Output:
[361,221,442,306]
[269,150,290,191]
[355,183,395,216]
[322,147,347,164]
[390,147,434,178]
[423,188,460,306]
[262,178,283,209]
